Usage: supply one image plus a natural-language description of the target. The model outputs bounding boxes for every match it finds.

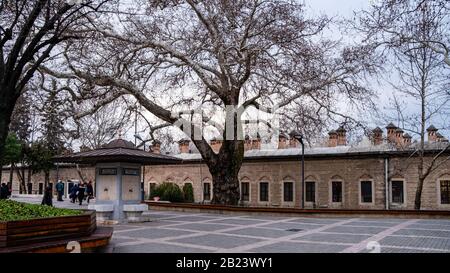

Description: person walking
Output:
[0,183,9,200]
[56,180,64,202]
[77,182,86,206]
[41,185,53,206]
[70,183,79,203]
[86,181,94,204]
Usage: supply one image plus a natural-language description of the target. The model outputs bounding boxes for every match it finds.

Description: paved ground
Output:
[11,196,450,253]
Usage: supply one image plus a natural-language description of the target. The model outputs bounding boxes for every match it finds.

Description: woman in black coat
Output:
[0,183,9,199]
[41,186,53,207]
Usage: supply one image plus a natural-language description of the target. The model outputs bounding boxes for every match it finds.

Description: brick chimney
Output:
[252,133,261,150]
[395,128,404,147]
[210,137,223,153]
[372,127,383,146]
[427,125,438,142]
[288,131,299,148]
[386,123,397,143]
[79,145,91,153]
[278,133,288,149]
[178,139,190,154]
[244,135,252,151]
[152,140,161,154]
[336,126,347,146]
[328,130,338,147]
[436,132,445,142]
[403,133,412,146]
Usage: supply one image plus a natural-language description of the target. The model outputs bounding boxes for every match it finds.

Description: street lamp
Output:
[134,134,150,201]
[290,130,305,209]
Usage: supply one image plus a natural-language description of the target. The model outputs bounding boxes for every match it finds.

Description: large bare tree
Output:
[357,0,450,209]
[43,0,376,205]
[0,0,110,162]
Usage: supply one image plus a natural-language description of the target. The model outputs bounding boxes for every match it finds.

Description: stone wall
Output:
[142,156,450,210]
[3,155,450,211]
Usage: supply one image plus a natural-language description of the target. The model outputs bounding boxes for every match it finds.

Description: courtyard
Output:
[11,196,450,253]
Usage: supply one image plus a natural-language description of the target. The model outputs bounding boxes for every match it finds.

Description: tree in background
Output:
[182,183,194,203]
[40,81,67,155]
[9,89,33,193]
[0,0,110,164]
[45,0,377,205]
[2,133,22,190]
[357,0,450,209]
[27,140,54,188]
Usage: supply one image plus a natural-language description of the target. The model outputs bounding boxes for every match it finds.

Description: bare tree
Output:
[43,0,376,205]
[74,99,133,149]
[0,0,110,162]
[358,0,450,209]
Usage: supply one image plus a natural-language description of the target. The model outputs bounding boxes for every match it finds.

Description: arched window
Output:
[202,178,212,201]
[258,176,270,202]
[240,176,251,202]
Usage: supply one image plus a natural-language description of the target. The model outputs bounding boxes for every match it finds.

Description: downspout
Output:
[385,157,389,210]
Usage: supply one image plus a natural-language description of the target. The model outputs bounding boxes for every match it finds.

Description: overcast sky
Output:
[125,1,449,147]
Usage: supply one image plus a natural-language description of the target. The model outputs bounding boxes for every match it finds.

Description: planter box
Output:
[0,210,96,248]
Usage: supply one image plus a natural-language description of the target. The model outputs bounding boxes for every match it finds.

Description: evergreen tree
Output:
[3,133,22,191]
[9,90,32,143]
[9,90,33,193]
[40,81,66,155]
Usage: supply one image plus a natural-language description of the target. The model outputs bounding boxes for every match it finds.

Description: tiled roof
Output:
[54,147,181,164]
[174,142,450,162]
[53,139,181,165]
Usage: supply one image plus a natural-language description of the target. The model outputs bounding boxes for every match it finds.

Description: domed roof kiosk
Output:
[53,138,181,222]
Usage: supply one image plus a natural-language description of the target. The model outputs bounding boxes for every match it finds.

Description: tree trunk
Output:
[211,167,240,205]
[414,176,425,210]
[209,140,244,205]
[414,79,427,211]
[0,93,16,162]
[27,168,32,194]
[9,163,14,187]
[15,166,25,194]
[44,170,49,188]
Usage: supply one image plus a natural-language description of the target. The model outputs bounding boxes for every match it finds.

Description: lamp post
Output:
[134,134,150,201]
[291,130,305,209]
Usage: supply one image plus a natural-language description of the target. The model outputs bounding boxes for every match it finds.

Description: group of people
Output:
[0,183,11,200]
[40,180,94,207]
[69,181,94,206]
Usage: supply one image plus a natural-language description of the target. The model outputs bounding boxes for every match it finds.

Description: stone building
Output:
[2,124,450,211]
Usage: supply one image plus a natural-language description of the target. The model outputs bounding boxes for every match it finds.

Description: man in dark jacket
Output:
[0,183,9,199]
[86,181,94,204]
[70,183,79,203]
[56,180,64,201]
[78,183,86,206]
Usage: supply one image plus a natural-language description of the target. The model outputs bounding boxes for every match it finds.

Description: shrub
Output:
[0,200,82,221]
[182,183,194,203]
[151,182,184,203]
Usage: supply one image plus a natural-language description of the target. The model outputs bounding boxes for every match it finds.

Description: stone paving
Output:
[10,196,450,253]
[110,210,450,253]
